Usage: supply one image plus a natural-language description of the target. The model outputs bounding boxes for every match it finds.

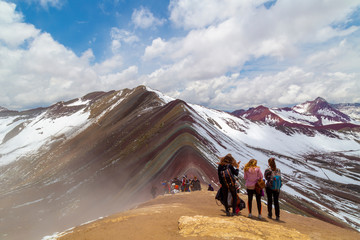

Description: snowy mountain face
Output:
[1,86,360,240]
[332,103,360,121]
[234,97,360,131]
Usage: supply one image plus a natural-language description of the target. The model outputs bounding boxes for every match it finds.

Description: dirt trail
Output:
[55,190,359,240]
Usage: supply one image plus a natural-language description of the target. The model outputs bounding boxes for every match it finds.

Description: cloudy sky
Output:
[1,0,359,111]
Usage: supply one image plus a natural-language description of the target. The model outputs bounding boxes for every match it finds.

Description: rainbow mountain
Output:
[0,86,359,240]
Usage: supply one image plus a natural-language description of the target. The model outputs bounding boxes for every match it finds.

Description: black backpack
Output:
[220,164,235,188]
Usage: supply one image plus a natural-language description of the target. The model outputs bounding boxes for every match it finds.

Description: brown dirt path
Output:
[55,190,359,240]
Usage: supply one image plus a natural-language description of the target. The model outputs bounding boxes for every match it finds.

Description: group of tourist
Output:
[160,175,203,195]
[153,154,282,221]
[218,154,282,221]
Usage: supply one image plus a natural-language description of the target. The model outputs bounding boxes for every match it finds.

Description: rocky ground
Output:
[51,190,359,240]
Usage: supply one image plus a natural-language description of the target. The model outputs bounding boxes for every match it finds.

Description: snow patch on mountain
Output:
[317,108,337,117]
[66,98,90,107]
[146,86,175,104]
[0,109,90,166]
[270,108,317,126]
[293,102,311,114]
[333,103,360,121]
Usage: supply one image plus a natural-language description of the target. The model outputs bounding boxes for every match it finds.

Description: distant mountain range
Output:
[232,97,360,130]
[0,86,359,240]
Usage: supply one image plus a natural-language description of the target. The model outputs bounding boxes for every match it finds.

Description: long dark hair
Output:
[219,154,239,168]
[268,157,276,171]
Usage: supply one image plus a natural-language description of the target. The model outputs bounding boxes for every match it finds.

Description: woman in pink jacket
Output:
[244,159,263,219]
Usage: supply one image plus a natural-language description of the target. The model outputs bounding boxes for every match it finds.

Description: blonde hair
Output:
[219,154,239,168]
[244,159,258,172]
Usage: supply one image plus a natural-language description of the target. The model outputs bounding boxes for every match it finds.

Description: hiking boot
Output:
[276,216,280,221]
[226,211,231,216]
[267,214,272,219]
[258,214,262,219]
[248,213,252,218]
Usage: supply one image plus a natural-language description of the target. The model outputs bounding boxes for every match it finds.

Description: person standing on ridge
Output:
[192,176,201,191]
[244,159,263,219]
[264,157,282,220]
[218,154,240,216]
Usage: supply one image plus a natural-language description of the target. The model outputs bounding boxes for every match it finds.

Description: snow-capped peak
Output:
[236,97,359,128]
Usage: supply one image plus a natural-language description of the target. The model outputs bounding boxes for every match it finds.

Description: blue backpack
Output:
[271,173,282,191]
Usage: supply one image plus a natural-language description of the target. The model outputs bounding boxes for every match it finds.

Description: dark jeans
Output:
[266,187,280,218]
[247,189,262,214]
[222,185,237,213]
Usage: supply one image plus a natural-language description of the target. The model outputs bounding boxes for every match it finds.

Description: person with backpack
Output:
[218,153,240,216]
[264,157,282,220]
[244,159,263,219]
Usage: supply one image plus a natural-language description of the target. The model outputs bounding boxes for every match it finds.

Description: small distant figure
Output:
[186,177,191,192]
[172,177,182,186]
[161,180,169,194]
[244,159,263,219]
[151,185,157,199]
[182,176,190,192]
[208,184,214,191]
[171,184,180,194]
[264,157,282,221]
[192,176,201,191]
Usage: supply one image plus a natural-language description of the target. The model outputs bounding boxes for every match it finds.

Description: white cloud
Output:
[0,1,39,48]
[37,0,64,9]
[0,1,139,110]
[110,28,139,53]
[155,67,359,111]
[132,6,165,29]
[143,37,168,61]
[169,0,255,29]
[0,1,22,23]
[141,0,360,109]
[306,39,360,73]
[94,55,123,75]
[111,28,139,44]
[99,65,139,90]
[21,0,65,9]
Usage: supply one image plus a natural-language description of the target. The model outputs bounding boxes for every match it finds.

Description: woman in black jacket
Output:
[218,154,240,216]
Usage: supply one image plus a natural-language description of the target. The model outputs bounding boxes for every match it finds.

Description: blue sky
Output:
[1,0,360,111]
